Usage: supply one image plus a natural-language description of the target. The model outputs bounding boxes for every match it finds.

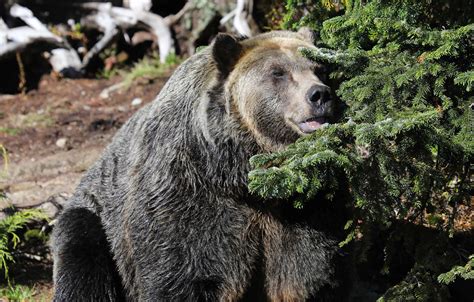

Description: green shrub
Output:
[0,284,36,302]
[121,53,182,89]
[438,255,474,285]
[0,208,48,282]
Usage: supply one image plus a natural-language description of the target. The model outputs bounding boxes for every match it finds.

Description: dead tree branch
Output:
[80,2,174,63]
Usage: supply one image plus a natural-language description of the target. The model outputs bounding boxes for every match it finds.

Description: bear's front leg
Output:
[263,222,343,302]
[127,199,262,301]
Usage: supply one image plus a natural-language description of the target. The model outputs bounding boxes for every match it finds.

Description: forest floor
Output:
[0,72,172,300]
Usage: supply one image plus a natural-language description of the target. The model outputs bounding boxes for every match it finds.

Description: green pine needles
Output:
[438,255,474,285]
[252,0,472,237]
[250,0,473,300]
[249,110,450,224]
[0,208,48,283]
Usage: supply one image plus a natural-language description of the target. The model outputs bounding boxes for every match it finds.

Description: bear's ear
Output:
[297,27,316,44]
[212,33,243,76]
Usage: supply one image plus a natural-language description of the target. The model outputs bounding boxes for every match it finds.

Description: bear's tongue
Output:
[299,117,326,133]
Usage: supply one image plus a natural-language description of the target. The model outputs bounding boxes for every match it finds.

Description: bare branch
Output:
[164,1,193,26]
[80,3,174,63]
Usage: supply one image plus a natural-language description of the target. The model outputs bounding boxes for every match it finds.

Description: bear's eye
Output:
[271,68,286,79]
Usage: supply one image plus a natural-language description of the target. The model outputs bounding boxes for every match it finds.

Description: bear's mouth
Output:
[298,116,328,133]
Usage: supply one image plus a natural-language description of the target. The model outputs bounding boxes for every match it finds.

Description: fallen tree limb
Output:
[220,0,256,37]
[124,0,153,12]
[1,4,82,75]
[80,10,121,68]
[164,1,193,26]
[80,2,174,63]
[233,0,253,36]
[3,25,61,44]
[0,27,64,59]
[9,3,49,32]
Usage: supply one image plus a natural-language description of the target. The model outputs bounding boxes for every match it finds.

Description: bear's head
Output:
[213,28,334,151]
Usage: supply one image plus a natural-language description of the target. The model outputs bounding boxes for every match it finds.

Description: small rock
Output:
[99,90,110,99]
[56,138,67,148]
[131,98,143,106]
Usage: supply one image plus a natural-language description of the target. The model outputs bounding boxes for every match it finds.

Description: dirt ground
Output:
[0,73,171,206]
[0,72,171,299]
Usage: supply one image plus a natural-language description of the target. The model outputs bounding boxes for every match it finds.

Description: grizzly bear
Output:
[52,28,350,301]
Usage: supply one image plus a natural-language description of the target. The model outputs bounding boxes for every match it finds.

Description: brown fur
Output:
[52,29,349,302]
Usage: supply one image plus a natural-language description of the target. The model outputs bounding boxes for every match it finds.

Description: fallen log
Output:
[80,2,175,63]
[1,2,179,79]
[220,0,255,37]
[80,9,121,68]
[1,4,82,76]
[1,0,261,82]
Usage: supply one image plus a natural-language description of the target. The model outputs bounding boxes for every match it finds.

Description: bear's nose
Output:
[307,85,331,105]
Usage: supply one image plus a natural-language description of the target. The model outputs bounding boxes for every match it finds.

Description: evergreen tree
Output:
[250,1,473,300]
